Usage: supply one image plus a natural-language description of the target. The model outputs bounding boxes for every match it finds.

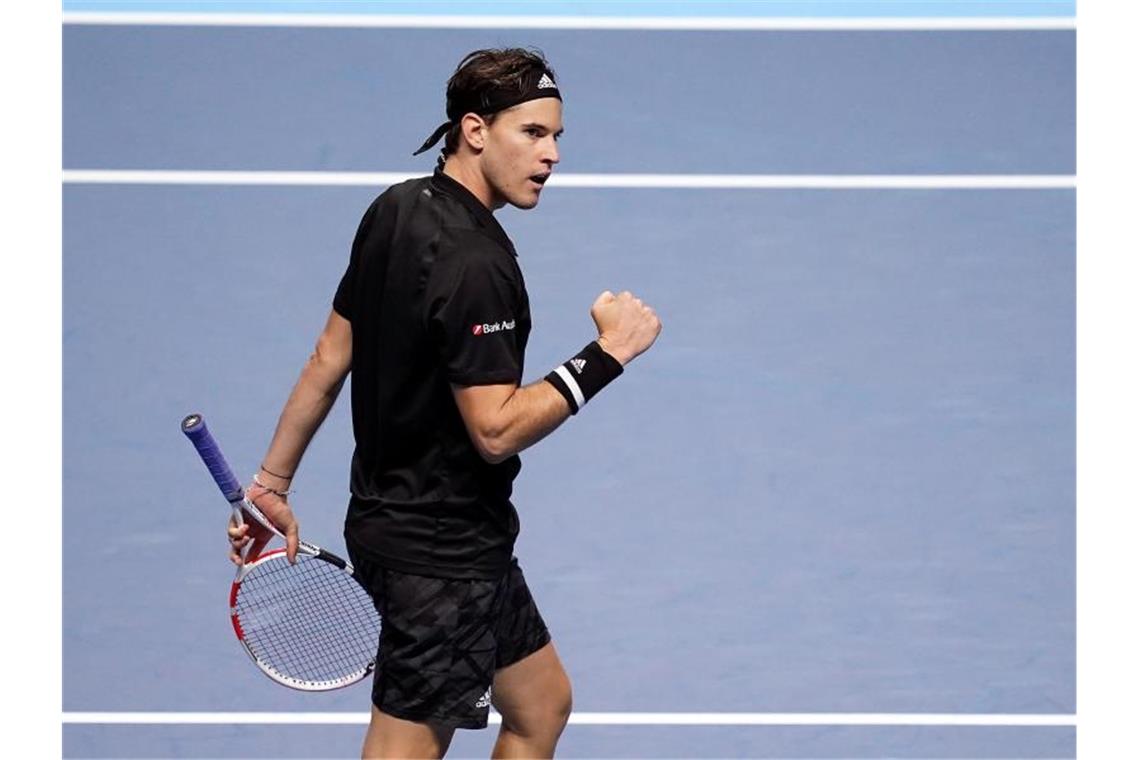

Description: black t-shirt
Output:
[332,170,532,580]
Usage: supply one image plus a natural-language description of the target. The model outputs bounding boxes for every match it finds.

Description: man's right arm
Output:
[452,378,572,464]
[452,290,661,464]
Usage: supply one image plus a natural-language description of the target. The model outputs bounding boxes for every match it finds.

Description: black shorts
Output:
[348,549,551,730]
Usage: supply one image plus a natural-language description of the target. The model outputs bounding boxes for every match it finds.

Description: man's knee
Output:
[362,707,453,759]
[549,674,573,727]
[501,675,573,738]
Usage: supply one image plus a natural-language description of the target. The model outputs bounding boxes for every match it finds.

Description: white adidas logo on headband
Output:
[537,74,556,89]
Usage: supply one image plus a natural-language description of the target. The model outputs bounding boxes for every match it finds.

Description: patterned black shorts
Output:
[347,550,551,729]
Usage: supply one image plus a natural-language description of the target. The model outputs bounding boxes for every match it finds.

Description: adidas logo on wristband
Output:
[544,341,623,415]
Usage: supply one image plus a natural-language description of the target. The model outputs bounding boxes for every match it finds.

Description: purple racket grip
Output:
[181,414,244,503]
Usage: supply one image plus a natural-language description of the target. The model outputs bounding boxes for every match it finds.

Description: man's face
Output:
[480,98,563,210]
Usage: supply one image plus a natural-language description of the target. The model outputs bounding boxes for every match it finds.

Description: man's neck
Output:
[442,157,502,211]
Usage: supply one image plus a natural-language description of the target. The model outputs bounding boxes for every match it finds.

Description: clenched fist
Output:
[591,290,662,365]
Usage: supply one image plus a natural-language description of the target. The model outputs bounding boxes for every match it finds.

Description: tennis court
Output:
[62,2,1075,757]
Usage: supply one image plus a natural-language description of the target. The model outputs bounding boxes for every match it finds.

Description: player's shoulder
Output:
[371,174,433,212]
[371,176,491,239]
[348,176,428,234]
[371,175,515,273]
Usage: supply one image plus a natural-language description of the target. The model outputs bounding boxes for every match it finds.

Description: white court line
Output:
[62,13,1075,30]
[63,711,1075,726]
[62,171,1076,190]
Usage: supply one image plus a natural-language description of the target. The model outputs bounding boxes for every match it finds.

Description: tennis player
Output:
[228,48,661,759]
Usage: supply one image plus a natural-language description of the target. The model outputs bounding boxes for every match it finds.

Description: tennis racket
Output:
[181,413,380,691]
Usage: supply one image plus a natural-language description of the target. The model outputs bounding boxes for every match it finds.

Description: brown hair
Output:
[438,48,557,165]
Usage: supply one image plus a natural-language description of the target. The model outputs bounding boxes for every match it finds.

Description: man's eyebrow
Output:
[521,122,565,137]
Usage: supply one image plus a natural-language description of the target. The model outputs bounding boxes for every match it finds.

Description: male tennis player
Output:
[228,48,661,759]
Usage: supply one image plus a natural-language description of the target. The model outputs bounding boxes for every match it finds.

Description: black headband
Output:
[413,69,562,156]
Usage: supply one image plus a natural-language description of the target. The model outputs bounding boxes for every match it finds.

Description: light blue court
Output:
[63,1,1077,19]
[62,4,1075,758]
[64,26,1074,174]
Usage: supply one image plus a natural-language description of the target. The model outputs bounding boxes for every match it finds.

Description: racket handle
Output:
[181,414,244,504]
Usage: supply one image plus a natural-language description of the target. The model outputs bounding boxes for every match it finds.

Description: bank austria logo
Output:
[472,318,516,336]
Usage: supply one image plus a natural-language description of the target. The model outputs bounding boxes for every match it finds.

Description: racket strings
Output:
[238,562,377,682]
[234,555,380,686]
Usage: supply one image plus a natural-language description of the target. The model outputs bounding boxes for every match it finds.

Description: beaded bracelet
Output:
[251,472,294,498]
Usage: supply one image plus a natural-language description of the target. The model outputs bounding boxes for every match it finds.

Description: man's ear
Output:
[459,113,487,152]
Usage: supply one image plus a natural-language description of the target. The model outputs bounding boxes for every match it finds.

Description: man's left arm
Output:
[228,309,353,563]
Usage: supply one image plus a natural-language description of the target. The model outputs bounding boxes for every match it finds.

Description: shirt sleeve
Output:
[427,235,523,386]
[332,197,382,321]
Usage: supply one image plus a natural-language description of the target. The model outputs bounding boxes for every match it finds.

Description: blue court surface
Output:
[62,4,1075,759]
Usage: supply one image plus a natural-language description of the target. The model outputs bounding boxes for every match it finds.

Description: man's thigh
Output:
[490,558,552,671]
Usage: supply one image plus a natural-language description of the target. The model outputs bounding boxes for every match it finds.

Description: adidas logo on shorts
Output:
[475,686,492,708]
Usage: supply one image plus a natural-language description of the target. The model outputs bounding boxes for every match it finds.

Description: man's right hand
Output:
[591,290,662,365]
[228,484,300,565]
